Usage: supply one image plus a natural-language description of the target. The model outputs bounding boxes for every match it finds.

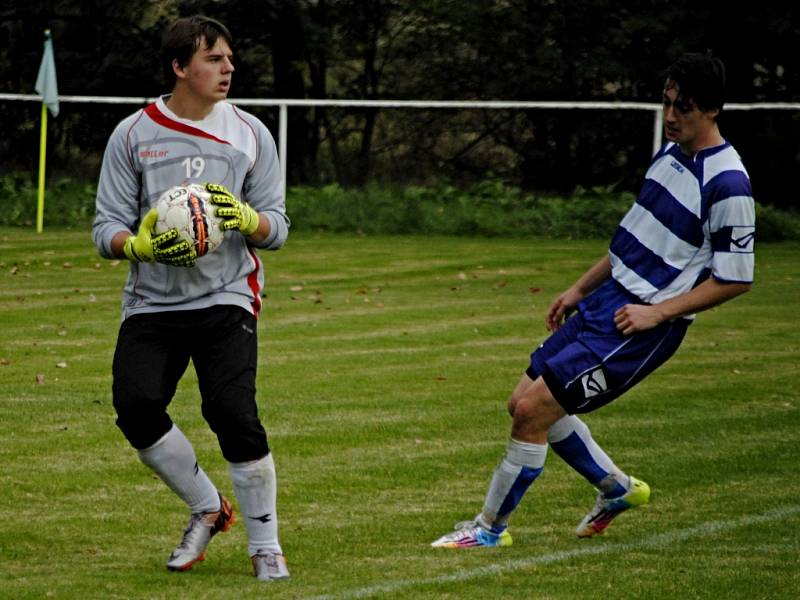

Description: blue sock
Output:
[480,438,547,530]
[548,416,629,498]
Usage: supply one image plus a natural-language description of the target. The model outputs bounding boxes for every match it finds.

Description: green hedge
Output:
[2,173,798,240]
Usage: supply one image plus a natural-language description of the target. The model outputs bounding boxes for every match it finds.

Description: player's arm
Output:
[614,278,750,335]
[245,213,271,244]
[238,119,290,250]
[546,255,612,331]
[110,230,133,258]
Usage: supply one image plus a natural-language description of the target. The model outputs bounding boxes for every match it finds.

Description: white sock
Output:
[548,415,629,497]
[480,438,547,531]
[137,425,220,513]
[229,453,282,556]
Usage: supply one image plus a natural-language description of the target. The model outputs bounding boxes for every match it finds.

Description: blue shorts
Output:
[526,279,689,414]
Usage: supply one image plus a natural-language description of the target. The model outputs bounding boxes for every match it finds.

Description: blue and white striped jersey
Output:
[609,141,755,306]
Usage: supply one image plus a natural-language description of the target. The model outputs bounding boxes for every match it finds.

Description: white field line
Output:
[306,505,800,600]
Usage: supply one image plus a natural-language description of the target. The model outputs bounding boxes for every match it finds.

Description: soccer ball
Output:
[154,183,224,257]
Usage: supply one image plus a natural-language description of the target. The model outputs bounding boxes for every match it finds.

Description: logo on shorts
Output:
[581,368,607,398]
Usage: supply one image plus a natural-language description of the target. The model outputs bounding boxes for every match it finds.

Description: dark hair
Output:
[160,15,233,84]
[664,52,726,114]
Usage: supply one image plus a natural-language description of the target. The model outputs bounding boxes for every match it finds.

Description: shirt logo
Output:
[581,368,607,398]
[139,149,169,159]
[730,227,755,253]
[669,160,685,173]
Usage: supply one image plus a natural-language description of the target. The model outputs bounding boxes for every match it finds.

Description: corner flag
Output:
[35,30,59,117]
[35,29,59,233]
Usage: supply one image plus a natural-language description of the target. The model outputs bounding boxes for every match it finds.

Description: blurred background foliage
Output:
[1,0,799,210]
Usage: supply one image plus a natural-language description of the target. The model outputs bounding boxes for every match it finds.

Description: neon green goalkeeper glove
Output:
[206,183,260,236]
[122,208,197,267]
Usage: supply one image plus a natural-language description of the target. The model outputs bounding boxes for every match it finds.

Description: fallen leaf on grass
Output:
[56,362,68,369]
[36,374,45,384]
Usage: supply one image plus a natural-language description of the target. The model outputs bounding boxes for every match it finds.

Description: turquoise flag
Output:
[35,30,59,117]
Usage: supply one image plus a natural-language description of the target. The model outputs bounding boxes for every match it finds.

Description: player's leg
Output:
[431,374,565,548]
[548,415,630,498]
[547,415,650,537]
[535,282,690,537]
[142,425,235,571]
[432,306,587,549]
[194,306,288,581]
[112,312,227,571]
[228,454,288,580]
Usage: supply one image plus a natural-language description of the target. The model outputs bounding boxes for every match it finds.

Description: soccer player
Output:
[432,52,755,548]
[92,16,290,581]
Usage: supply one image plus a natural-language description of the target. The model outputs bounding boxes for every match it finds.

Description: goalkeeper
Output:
[92,15,290,582]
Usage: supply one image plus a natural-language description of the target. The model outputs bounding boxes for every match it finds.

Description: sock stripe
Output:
[497,465,543,521]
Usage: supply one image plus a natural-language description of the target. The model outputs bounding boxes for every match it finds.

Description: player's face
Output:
[178,36,234,105]
[662,80,719,155]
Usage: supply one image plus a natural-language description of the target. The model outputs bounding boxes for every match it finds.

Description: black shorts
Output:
[112,304,269,462]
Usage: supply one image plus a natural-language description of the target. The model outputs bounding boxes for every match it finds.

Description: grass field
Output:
[1,227,798,599]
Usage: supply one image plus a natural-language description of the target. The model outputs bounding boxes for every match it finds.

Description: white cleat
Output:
[431,520,513,548]
[251,551,290,581]
[166,494,234,571]
[576,476,651,538]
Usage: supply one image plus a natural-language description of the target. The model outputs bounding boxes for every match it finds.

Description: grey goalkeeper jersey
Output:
[92,96,289,321]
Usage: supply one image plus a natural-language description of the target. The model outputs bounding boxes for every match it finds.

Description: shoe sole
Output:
[167,552,205,572]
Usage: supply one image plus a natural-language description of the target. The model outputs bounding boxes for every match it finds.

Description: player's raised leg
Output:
[548,415,650,537]
[137,425,235,570]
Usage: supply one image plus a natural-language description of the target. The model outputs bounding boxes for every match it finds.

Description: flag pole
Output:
[37,102,48,233]
[35,28,58,234]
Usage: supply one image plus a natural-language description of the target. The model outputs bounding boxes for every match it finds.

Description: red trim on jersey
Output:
[247,247,263,317]
[143,103,231,145]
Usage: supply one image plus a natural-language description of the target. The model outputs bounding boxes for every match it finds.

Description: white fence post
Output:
[652,110,663,156]
[279,103,288,202]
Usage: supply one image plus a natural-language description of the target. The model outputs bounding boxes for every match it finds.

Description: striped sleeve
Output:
[707,171,755,283]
